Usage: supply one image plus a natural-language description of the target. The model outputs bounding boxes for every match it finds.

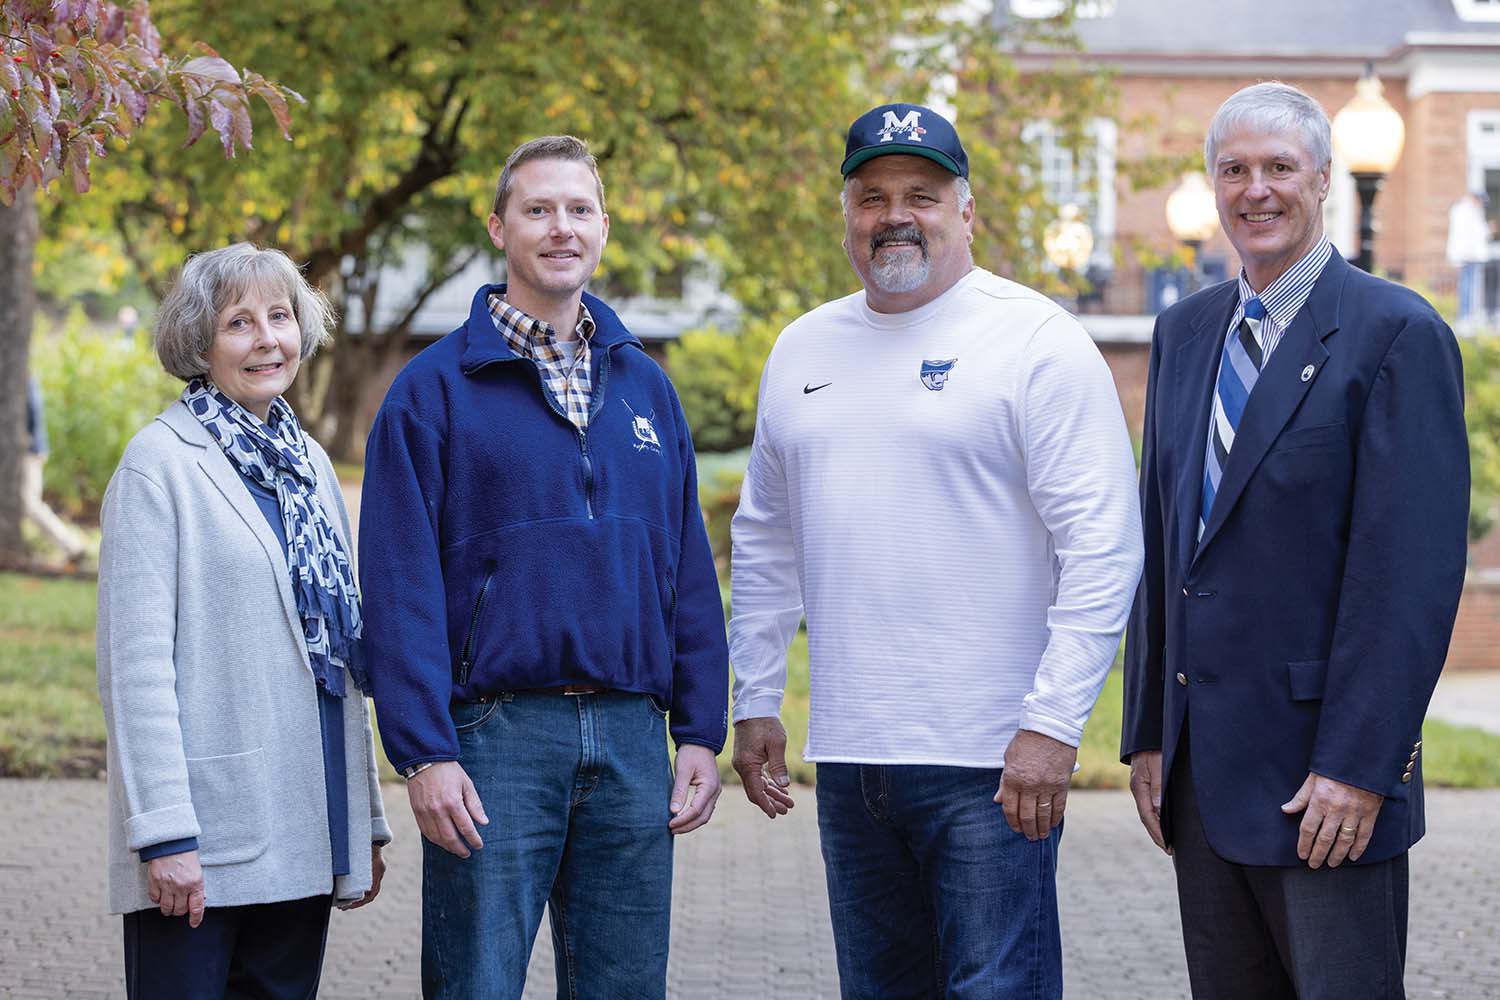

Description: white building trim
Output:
[1404,47,1500,97]
[1010,0,1115,17]
[1326,151,1358,253]
[1469,110,1500,259]
[1450,0,1500,24]
[1023,116,1118,270]
[1079,314,1154,343]
[1010,53,1393,79]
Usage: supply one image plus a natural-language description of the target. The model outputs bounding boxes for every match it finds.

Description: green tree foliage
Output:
[0,0,299,563]
[663,4,1165,453]
[699,464,746,583]
[53,0,952,297]
[31,314,177,516]
[1463,336,1500,542]
[36,0,1135,457]
[666,316,783,452]
[1,0,296,201]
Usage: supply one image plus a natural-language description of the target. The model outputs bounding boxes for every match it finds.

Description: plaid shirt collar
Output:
[486,293,596,431]
[486,294,596,358]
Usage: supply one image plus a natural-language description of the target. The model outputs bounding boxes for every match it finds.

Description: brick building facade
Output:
[1008,0,1500,314]
[1009,0,1500,669]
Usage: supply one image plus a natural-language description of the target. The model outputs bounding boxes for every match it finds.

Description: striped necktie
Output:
[1199,297,1266,540]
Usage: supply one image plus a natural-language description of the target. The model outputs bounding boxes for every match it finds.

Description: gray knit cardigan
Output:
[97,401,392,915]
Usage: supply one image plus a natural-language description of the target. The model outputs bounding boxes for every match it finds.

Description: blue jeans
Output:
[421,691,675,1000]
[815,763,1064,1000]
[1458,261,1485,322]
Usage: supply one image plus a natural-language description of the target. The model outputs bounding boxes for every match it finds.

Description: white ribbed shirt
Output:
[729,268,1143,766]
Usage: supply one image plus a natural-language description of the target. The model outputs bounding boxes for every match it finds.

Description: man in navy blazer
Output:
[1122,82,1469,999]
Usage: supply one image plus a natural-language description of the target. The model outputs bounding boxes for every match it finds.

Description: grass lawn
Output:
[5,571,1500,791]
[0,572,107,777]
[730,638,1131,789]
[728,638,1500,791]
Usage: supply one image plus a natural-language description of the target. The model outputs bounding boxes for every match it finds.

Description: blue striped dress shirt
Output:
[1201,236,1334,495]
[1222,237,1333,370]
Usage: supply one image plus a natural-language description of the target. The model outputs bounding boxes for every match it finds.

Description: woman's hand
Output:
[146,850,206,927]
[339,843,386,910]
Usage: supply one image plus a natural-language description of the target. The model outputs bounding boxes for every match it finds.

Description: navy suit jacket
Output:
[1121,251,1469,867]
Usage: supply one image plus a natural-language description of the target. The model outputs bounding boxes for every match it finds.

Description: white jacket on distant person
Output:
[1447,195,1489,267]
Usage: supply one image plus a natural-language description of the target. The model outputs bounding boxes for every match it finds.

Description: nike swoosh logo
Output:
[803,382,832,394]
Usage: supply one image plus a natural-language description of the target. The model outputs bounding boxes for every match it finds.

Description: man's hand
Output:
[1281,772,1384,869]
[732,716,796,818]
[997,730,1078,841]
[407,761,488,858]
[147,849,206,928]
[339,843,386,910]
[668,744,722,835]
[1129,750,1169,854]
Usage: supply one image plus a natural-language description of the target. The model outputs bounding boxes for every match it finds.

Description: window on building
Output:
[1022,118,1117,269]
[1452,0,1500,21]
[1010,0,1116,18]
[1469,111,1500,248]
[1324,152,1357,255]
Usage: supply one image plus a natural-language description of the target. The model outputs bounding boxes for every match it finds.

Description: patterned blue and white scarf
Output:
[183,378,368,696]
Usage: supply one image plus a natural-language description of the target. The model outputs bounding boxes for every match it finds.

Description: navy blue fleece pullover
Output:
[359,285,729,772]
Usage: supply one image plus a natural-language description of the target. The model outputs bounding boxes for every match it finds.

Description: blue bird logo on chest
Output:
[920,358,958,391]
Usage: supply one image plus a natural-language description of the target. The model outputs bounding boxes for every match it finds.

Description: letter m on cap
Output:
[878,109,925,143]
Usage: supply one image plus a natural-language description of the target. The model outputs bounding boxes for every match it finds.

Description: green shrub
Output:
[31,310,180,519]
[1463,335,1500,542]
[665,315,784,453]
[700,468,744,580]
[691,448,750,580]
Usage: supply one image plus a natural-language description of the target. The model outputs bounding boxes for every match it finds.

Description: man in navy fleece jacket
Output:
[359,135,729,1000]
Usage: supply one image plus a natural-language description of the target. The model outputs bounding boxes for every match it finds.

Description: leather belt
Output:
[531,684,606,696]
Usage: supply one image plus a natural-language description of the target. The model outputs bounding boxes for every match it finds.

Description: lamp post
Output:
[1165,172,1219,294]
[1332,63,1406,274]
[1045,204,1095,306]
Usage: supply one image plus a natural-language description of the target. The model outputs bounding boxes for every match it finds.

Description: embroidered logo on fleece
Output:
[621,399,662,454]
[920,358,957,391]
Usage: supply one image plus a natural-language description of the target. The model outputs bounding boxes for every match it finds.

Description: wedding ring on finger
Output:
[1338,825,1357,838]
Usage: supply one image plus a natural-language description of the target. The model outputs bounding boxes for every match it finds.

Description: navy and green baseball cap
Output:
[841,102,969,179]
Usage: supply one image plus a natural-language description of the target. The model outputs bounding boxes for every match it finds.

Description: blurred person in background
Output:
[96,243,390,999]
[22,372,86,565]
[1447,190,1490,325]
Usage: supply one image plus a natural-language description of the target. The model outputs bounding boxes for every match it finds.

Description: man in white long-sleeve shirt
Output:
[728,102,1143,999]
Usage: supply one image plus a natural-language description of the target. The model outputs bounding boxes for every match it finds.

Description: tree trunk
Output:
[0,186,38,566]
[324,334,380,462]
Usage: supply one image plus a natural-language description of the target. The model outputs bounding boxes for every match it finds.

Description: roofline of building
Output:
[1010,51,1400,78]
[1014,30,1500,80]
[1401,31,1500,48]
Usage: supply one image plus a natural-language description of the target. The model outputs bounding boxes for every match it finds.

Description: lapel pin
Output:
[1300,364,1315,383]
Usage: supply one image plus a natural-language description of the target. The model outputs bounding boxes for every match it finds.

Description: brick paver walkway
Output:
[1,781,1496,998]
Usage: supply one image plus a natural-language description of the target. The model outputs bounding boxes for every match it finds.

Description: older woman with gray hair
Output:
[96,243,390,998]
